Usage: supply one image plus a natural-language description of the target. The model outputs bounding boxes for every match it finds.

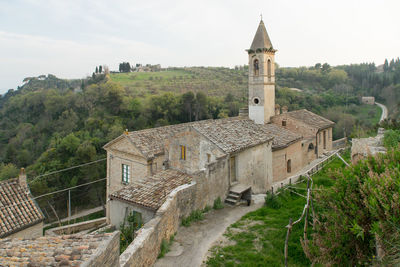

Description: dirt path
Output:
[153,196,265,267]
[376,102,388,122]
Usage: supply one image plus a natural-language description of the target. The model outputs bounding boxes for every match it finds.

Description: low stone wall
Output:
[45,217,107,236]
[333,137,347,149]
[120,182,197,267]
[82,231,120,267]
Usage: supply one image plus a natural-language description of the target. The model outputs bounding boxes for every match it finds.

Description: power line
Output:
[28,158,106,185]
[0,178,106,211]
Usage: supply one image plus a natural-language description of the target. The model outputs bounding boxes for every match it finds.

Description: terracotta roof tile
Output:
[0,232,116,266]
[0,178,44,238]
[110,169,191,210]
[193,117,275,153]
[280,109,335,130]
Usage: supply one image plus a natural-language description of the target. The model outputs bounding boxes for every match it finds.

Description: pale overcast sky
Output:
[1,0,399,94]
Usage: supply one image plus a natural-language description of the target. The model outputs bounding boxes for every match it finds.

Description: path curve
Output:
[153,197,265,267]
[375,102,388,122]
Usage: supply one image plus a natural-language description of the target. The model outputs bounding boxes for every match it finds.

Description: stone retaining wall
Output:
[45,217,106,236]
[333,137,347,149]
[119,182,197,267]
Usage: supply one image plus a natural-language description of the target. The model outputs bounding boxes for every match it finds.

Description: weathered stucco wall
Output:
[7,221,43,239]
[235,141,273,193]
[272,140,302,183]
[110,199,155,227]
[106,148,149,224]
[166,128,224,174]
[301,137,317,166]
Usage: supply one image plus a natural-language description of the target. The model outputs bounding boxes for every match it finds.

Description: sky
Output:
[1,0,399,94]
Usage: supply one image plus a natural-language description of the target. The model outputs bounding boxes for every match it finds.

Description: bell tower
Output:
[247,19,276,124]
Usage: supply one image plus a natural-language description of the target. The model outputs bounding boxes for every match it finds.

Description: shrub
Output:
[158,234,175,258]
[306,149,400,266]
[213,197,224,210]
[264,191,281,209]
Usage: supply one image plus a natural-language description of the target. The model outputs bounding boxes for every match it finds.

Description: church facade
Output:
[103,20,334,226]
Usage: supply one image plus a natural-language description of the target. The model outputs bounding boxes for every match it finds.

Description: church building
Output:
[103,20,334,226]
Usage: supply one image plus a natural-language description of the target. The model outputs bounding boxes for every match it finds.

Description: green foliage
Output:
[383,129,400,148]
[206,155,349,267]
[0,163,19,181]
[264,191,281,209]
[120,211,143,254]
[213,197,224,210]
[158,234,175,259]
[308,149,400,266]
[181,209,205,227]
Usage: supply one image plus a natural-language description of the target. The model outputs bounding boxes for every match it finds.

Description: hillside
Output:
[110,67,248,99]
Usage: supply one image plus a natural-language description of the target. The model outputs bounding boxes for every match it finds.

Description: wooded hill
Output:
[0,59,397,218]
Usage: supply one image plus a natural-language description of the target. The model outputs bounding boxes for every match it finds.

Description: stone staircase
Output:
[225,183,251,206]
[225,191,241,206]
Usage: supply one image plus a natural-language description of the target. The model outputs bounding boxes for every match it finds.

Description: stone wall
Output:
[45,218,106,236]
[119,182,196,267]
[166,128,224,174]
[272,141,302,183]
[236,141,273,193]
[119,155,231,267]
[82,231,120,267]
[7,221,43,239]
[351,128,386,164]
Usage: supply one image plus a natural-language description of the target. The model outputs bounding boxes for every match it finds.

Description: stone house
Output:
[271,109,334,163]
[361,96,375,105]
[103,19,335,227]
[0,169,44,239]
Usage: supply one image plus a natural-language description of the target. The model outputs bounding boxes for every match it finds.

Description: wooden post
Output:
[304,177,311,245]
[284,218,293,267]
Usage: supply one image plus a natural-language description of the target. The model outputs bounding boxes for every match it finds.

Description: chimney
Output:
[282,106,288,114]
[19,168,28,189]
[239,107,249,117]
[275,104,281,116]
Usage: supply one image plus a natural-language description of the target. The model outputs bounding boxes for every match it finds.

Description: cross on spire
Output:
[260,14,263,21]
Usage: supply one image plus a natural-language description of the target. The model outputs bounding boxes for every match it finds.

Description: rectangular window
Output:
[207,153,211,163]
[319,133,321,144]
[180,145,186,160]
[282,120,287,126]
[122,164,130,183]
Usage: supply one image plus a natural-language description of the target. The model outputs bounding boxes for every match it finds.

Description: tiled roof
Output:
[193,117,275,153]
[283,109,334,130]
[104,120,212,158]
[110,169,191,210]
[0,232,117,267]
[262,123,302,150]
[0,178,44,238]
[105,116,304,157]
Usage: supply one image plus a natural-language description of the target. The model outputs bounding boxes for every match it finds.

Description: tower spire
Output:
[249,20,274,52]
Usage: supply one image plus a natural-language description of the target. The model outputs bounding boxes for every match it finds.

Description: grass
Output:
[213,197,224,210]
[109,67,247,98]
[206,150,350,267]
[158,234,175,258]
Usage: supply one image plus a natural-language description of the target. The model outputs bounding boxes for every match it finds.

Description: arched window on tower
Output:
[267,59,272,81]
[253,59,259,76]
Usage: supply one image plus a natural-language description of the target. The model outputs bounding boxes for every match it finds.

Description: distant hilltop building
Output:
[361,96,375,105]
[132,63,161,72]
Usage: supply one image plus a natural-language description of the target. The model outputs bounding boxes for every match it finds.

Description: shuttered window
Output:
[122,164,130,183]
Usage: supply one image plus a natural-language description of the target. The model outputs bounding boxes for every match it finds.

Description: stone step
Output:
[224,199,237,206]
[227,193,240,200]
[228,191,241,196]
